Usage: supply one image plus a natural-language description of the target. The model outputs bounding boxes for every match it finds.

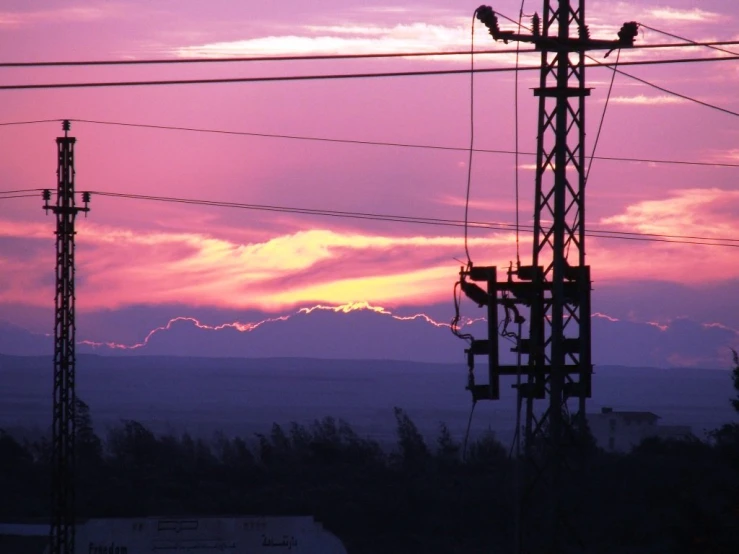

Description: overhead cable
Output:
[0,193,38,200]
[57,119,739,170]
[77,190,739,248]
[638,23,739,57]
[2,41,739,68]
[3,188,738,247]
[1,54,737,90]
[490,8,739,120]
[585,53,739,119]
[0,117,735,169]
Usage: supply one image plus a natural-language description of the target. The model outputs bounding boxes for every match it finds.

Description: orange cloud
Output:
[0,217,516,311]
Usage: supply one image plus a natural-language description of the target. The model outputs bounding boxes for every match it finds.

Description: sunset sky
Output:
[1,0,738,368]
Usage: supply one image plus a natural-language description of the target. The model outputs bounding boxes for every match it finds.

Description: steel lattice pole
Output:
[48,120,89,554]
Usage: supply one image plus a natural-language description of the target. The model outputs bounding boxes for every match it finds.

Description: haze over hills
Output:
[0,301,736,368]
[2,303,736,444]
[0,353,736,448]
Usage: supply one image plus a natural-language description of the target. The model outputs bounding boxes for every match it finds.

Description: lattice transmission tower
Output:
[454,2,637,551]
[43,120,90,554]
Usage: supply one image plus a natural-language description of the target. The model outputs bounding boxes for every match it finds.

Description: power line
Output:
[0,188,44,194]
[2,41,738,68]
[0,193,38,200]
[1,54,737,91]
[81,190,739,248]
[0,48,528,68]
[2,187,736,247]
[585,53,739,119]
[61,119,739,170]
[492,8,739,120]
[0,118,734,169]
[639,24,739,57]
[0,119,63,127]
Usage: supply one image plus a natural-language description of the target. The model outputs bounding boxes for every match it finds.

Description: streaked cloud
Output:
[435,195,519,213]
[591,2,723,25]
[589,188,739,283]
[648,7,721,23]
[610,95,687,105]
[0,5,125,27]
[600,187,739,238]
[173,22,472,58]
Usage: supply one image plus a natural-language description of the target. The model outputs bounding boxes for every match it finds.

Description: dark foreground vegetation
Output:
[1,399,738,554]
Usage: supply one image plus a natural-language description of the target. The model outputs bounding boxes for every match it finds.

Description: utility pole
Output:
[43,120,90,554]
[455,3,636,552]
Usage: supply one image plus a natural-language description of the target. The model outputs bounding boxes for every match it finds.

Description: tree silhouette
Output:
[731,348,739,414]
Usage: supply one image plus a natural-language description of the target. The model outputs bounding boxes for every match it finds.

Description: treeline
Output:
[1,402,739,553]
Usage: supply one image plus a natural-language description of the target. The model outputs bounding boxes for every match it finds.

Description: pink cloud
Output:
[600,188,739,239]
[0,4,127,27]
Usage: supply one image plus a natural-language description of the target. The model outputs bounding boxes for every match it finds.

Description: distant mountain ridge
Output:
[0,299,736,368]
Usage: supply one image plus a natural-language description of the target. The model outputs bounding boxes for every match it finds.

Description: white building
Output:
[0,515,347,554]
[587,407,693,453]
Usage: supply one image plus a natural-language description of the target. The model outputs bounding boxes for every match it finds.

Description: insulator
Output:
[460,279,490,307]
[579,24,591,40]
[42,189,51,201]
[82,191,91,203]
[532,13,540,37]
[618,21,639,45]
[62,119,71,132]
[476,5,500,37]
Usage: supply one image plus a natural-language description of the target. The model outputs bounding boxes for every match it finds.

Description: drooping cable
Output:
[0,193,38,200]
[0,48,529,68]
[10,189,739,247]
[567,49,621,259]
[513,1,526,267]
[3,40,739,68]
[585,49,620,184]
[0,119,61,127]
[1,54,737,90]
[638,23,739,57]
[492,9,739,119]
[0,188,45,194]
[585,53,739,119]
[461,399,477,462]
[463,9,479,266]
[36,118,735,169]
[451,281,475,343]
[4,40,739,69]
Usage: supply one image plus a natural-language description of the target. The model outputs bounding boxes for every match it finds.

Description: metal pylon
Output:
[456,3,637,551]
[44,120,90,554]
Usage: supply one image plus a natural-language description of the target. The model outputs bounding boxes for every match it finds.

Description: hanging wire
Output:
[451,281,475,343]
[512,1,526,268]
[638,23,739,57]
[461,399,478,462]
[463,9,480,266]
[586,49,621,183]
[567,48,621,260]
[47,118,736,169]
